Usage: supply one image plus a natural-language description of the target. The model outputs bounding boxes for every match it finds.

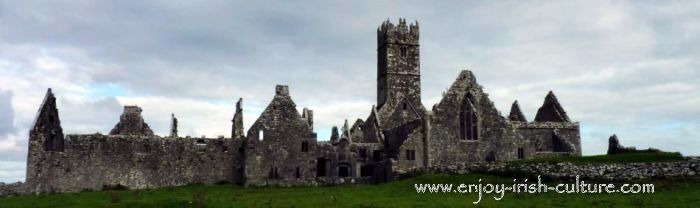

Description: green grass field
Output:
[1,153,696,207]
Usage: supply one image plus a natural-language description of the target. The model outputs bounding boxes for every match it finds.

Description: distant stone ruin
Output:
[607,134,660,155]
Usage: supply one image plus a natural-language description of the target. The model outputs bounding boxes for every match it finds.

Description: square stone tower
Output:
[376,18,421,111]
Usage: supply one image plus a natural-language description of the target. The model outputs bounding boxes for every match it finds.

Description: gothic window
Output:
[301,141,309,152]
[460,93,478,140]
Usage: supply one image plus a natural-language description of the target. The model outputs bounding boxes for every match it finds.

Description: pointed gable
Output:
[508,100,527,122]
[31,88,64,151]
[534,91,570,122]
[434,70,507,123]
[247,85,314,139]
[359,105,384,144]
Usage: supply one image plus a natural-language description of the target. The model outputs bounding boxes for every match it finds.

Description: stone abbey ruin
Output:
[24,19,581,193]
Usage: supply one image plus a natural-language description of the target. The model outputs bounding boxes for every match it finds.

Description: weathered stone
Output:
[508,100,527,122]
[607,134,660,155]
[534,91,570,122]
[109,106,154,136]
[169,113,178,138]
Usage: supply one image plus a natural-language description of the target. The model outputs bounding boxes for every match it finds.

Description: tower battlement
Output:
[377,18,419,47]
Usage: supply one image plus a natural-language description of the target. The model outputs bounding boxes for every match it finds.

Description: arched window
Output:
[301,141,309,152]
[460,93,478,140]
[400,46,407,57]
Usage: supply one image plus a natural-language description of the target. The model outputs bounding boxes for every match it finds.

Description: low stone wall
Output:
[410,157,700,181]
[0,182,25,197]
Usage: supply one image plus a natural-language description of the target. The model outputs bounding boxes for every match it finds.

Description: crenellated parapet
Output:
[377,18,419,47]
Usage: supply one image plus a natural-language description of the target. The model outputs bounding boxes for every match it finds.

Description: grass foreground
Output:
[1,173,698,207]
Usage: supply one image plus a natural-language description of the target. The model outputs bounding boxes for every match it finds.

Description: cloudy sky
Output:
[1,0,699,183]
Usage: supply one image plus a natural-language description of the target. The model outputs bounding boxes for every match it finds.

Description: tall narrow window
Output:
[295,167,301,178]
[400,46,407,57]
[259,129,264,141]
[460,93,478,140]
[517,148,525,159]
[301,141,309,152]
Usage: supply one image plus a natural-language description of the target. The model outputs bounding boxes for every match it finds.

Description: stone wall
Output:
[516,122,581,156]
[25,134,242,193]
[0,182,24,197]
[413,157,700,182]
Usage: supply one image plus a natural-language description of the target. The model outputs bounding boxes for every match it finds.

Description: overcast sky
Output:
[1,0,699,183]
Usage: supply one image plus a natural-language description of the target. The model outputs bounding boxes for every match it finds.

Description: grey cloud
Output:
[58,96,123,134]
[0,0,698,158]
[0,90,16,136]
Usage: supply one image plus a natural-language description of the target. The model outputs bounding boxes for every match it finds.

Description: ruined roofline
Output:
[534,91,572,122]
[30,88,56,130]
[508,100,527,122]
[246,84,316,136]
[64,133,235,140]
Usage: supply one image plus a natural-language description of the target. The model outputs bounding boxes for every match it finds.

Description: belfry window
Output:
[400,46,407,57]
[459,93,478,140]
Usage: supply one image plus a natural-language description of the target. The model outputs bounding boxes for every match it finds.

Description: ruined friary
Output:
[24,19,580,193]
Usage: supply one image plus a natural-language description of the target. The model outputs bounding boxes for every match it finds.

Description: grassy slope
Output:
[1,152,695,207]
